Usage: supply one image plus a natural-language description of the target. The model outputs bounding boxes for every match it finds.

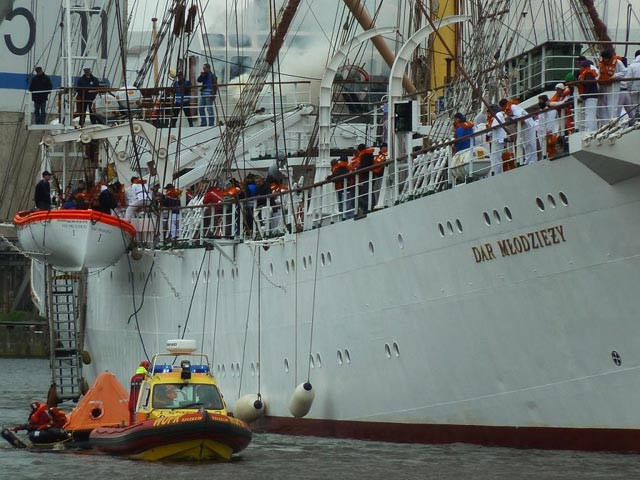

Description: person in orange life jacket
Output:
[221,179,242,237]
[597,48,627,122]
[499,98,537,165]
[349,143,375,217]
[577,59,599,132]
[23,402,52,431]
[202,183,225,236]
[128,360,150,425]
[327,154,350,217]
[548,82,572,134]
[452,112,474,153]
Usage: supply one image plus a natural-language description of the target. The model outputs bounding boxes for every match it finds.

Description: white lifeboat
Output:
[13,210,136,271]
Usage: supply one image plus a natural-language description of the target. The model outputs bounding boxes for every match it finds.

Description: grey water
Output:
[1,358,639,480]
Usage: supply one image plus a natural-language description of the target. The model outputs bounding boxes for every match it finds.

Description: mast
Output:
[152,17,159,88]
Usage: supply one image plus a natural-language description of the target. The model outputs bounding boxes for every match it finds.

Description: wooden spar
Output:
[578,0,612,44]
[152,17,159,88]
[343,0,416,95]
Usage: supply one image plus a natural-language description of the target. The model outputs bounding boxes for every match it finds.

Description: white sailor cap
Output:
[555,83,565,90]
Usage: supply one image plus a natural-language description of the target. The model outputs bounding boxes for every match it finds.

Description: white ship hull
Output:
[79,144,640,450]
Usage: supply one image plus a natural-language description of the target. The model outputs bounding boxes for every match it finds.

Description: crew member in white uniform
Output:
[487,104,508,175]
[499,98,537,165]
[125,176,150,222]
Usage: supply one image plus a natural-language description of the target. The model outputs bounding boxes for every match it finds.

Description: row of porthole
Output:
[483,207,513,226]
[216,343,402,376]
[438,219,464,237]
[536,192,569,211]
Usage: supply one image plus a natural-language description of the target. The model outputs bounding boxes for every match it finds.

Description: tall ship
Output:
[8,0,640,452]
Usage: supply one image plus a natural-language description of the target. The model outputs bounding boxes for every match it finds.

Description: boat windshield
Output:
[152,383,224,410]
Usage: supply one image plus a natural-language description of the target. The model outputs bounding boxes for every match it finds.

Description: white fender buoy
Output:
[288,382,314,418]
[233,394,265,423]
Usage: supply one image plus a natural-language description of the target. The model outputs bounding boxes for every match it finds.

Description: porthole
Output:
[493,209,501,224]
[291,259,295,270]
[320,253,326,266]
[536,197,545,211]
[446,221,454,235]
[221,269,225,279]
[456,219,463,233]
[397,233,404,249]
[308,255,312,267]
[269,263,273,277]
[216,364,221,373]
[235,267,239,278]
[385,343,392,358]
[191,271,196,284]
[327,252,332,264]
[309,354,315,369]
[231,269,235,280]
[303,256,307,270]
[250,362,255,376]
[547,194,556,208]
[393,342,400,357]
[504,206,513,221]
[438,223,445,237]
[344,349,351,364]
[230,363,235,375]
[559,191,569,206]
[316,353,322,368]
[285,260,290,273]
[337,350,343,365]
[368,241,374,255]
[254,361,259,371]
[221,364,226,378]
[483,211,491,226]
[284,358,289,373]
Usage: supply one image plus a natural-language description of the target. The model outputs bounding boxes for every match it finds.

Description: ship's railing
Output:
[124,80,640,246]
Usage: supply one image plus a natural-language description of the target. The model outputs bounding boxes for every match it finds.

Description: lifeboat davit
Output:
[13,210,136,270]
[89,411,252,461]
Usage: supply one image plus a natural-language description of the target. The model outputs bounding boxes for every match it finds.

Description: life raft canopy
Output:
[166,339,197,354]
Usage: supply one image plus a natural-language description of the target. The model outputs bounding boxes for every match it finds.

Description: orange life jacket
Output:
[372,151,387,175]
[48,407,67,429]
[165,187,182,199]
[598,56,622,86]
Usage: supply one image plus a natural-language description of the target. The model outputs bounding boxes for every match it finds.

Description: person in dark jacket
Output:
[196,63,217,126]
[28,66,52,124]
[97,184,118,215]
[171,71,193,127]
[76,67,100,127]
[34,171,52,210]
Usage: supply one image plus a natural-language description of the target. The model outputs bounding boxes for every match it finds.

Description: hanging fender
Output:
[288,382,314,418]
[233,394,265,423]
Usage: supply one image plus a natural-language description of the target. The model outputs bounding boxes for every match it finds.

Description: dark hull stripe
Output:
[252,416,640,453]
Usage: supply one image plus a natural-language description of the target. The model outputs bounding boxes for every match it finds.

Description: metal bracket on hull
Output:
[570,129,640,184]
[202,239,237,266]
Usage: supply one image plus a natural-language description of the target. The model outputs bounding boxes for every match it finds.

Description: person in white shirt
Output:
[499,98,537,165]
[125,176,150,221]
[625,50,640,123]
[487,104,508,175]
